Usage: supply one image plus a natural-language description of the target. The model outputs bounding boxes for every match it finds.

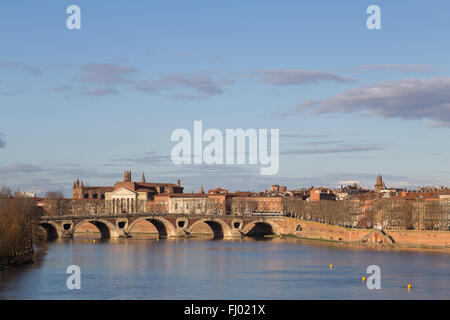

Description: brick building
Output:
[309,187,336,202]
[72,170,183,214]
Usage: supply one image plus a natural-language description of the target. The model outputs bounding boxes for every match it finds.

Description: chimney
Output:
[177,179,181,187]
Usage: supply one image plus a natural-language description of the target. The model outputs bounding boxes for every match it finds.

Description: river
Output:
[0,237,449,299]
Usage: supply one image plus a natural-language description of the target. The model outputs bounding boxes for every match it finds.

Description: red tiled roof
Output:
[83,186,114,191]
[136,182,181,188]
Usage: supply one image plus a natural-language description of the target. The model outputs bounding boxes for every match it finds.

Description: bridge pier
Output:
[230,230,244,238]
[173,229,243,239]
[116,218,131,238]
[175,229,190,238]
[118,230,130,238]
[61,230,74,238]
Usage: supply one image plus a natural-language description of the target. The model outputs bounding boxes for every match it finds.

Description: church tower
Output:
[374,174,386,192]
[72,179,85,199]
[124,170,132,182]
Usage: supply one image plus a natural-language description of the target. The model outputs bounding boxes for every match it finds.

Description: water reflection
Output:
[0,237,449,300]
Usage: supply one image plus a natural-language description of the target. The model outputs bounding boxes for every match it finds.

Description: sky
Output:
[1,0,450,196]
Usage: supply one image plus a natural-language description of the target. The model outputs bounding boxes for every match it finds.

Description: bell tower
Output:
[124,170,132,182]
[374,173,386,192]
[72,179,84,199]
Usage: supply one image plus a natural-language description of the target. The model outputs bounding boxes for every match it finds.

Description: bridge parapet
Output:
[41,212,288,220]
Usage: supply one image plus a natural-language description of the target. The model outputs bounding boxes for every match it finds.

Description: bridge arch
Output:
[187,219,234,239]
[242,219,282,237]
[127,217,177,238]
[40,221,63,239]
[73,219,120,238]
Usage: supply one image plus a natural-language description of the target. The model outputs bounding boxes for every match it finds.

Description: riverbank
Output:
[0,252,34,271]
[278,233,450,253]
[1,197,44,271]
[273,218,450,251]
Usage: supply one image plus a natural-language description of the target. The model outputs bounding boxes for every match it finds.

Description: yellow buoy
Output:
[407,284,412,290]
[329,264,333,269]
[362,277,366,282]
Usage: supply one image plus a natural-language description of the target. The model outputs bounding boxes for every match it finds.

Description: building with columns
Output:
[73,170,184,213]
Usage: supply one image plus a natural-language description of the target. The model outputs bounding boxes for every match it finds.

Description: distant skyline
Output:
[1,1,450,196]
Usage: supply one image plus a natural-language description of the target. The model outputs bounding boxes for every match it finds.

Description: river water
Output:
[0,237,449,300]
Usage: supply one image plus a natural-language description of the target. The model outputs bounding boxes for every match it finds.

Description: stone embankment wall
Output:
[278,218,450,249]
[68,217,450,249]
[0,251,34,270]
[386,230,450,248]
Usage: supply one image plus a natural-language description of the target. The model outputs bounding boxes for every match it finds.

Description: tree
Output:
[232,197,249,216]
[0,195,46,268]
[440,199,450,231]
[282,198,308,219]
[424,200,442,230]
[0,186,12,199]
[45,191,64,199]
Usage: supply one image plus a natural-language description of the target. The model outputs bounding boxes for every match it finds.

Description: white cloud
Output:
[133,73,224,96]
[259,69,355,85]
[76,63,137,85]
[292,77,450,127]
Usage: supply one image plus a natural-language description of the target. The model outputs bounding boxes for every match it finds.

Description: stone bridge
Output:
[39,214,450,248]
[39,213,299,239]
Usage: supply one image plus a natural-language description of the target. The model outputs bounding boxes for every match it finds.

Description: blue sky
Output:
[1,1,450,196]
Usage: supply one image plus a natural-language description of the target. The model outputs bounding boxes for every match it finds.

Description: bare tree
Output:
[0,187,12,199]
[0,195,46,268]
[424,201,442,230]
[45,191,64,199]
[440,199,450,231]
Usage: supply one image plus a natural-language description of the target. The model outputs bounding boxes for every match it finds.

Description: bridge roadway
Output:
[39,212,299,239]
